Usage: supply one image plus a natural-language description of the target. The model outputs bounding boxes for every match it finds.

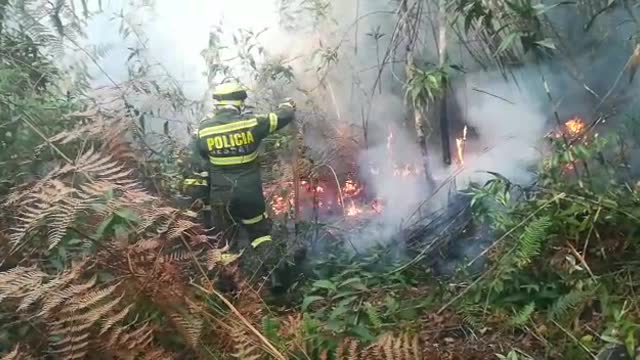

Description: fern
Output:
[515,216,552,267]
[169,312,203,348]
[230,326,262,360]
[337,332,422,360]
[510,302,535,327]
[365,302,382,330]
[0,345,32,360]
[261,316,280,343]
[548,287,594,322]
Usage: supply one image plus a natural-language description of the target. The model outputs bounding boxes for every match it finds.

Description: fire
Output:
[271,195,289,215]
[342,179,363,198]
[456,125,468,166]
[346,200,363,217]
[564,117,585,137]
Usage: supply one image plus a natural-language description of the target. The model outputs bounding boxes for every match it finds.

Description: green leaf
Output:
[312,279,337,292]
[495,32,520,56]
[534,38,556,50]
[115,208,139,222]
[625,329,636,356]
[302,296,324,311]
[95,214,115,238]
[600,334,623,345]
[351,325,375,342]
[340,277,368,291]
[329,305,349,320]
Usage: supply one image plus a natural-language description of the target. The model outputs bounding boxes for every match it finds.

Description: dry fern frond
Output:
[135,207,178,235]
[166,219,199,240]
[230,325,263,360]
[104,321,156,355]
[160,249,202,263]
[0,266,46,302]
[100,303,134,336]
[169,312,203,348]
[0,345,32,360]
[351,332,421,360]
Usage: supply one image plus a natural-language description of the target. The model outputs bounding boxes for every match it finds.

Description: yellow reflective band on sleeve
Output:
[241,212,268,225]
[209,151,258,165]
[215,100,244,107]
[251,235,272,248]
[199,118,258,137]
[269,113,278,133]
[194,171,209,177]
[183,179,208,186]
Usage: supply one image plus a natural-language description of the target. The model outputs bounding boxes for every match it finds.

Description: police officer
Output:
[193,82,296,290]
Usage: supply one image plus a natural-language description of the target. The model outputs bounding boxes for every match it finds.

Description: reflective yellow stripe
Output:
[241,212,268,225]
[269,113,278,133]
[209,151,258,165]
[215,100,244,107]
[199,118,257,137]
[194,171,209,177]
[183,179,208,186]
[251,235,272,248]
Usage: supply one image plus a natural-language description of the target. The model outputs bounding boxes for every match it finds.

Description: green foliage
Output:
[547,285,595,322]
[296,249,432,352]
[405,64,449,107]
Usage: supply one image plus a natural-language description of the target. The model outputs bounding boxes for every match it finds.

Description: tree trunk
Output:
[437,0,451,166]
[402,0,436,190]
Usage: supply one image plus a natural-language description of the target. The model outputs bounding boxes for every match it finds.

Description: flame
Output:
[346,200,363,217]
[456,125,468,166]
[342,179,363,198]
[271,195,289,215]
[565,117,585,136]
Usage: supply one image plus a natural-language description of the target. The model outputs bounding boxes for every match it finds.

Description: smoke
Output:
[52,0,640,252]
[441,69,549,187]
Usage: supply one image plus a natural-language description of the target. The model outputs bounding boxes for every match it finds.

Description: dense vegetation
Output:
[1,0,640,359]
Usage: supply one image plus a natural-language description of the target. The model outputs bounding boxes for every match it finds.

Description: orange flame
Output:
[346,200,363,217]
[456,125,468,166]
[565,117,585,137]
[342,179,363,198]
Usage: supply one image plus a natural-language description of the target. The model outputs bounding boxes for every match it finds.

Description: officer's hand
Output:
[279,98,296,110]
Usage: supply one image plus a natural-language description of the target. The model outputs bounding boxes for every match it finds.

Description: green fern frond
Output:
[548,288,594,322]
[515,216,552,267]
[365,302,382,329]
[261,316,280,342]
[510,302,535,327]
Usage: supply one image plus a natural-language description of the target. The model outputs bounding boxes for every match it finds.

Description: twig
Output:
[566,241,596,280]
[551,320,597,359]
[471,87,515,105]
[312,164,345,216]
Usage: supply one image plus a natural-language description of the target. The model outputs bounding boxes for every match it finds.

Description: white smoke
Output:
[53,0,639,251]
[442,70,549,187]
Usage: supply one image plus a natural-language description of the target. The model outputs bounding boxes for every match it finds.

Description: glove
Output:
[278,98,296,110]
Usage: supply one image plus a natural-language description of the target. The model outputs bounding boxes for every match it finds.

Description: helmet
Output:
[212,82,248,108]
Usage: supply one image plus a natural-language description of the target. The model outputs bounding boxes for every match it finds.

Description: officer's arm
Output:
[182,138,209,201]
[269,102,296,133]
[257,102,296,137]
